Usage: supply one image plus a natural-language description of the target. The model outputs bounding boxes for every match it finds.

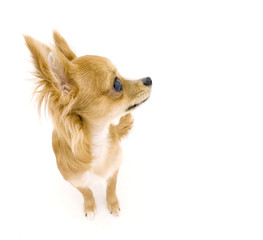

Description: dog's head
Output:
[24,31,152,126]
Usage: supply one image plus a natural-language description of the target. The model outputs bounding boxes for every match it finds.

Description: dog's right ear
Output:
[24,35,78,96]
[53,30,77,61]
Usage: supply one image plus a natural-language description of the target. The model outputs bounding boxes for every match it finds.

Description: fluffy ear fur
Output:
[24,35,77,98]
[53,30,77,61]
[24,35,84,156]
[24,36,55,94]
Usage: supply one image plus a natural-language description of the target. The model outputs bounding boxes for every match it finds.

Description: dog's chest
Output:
[90,127,122,179]
[91,129,110,172]
[69,126,122,188]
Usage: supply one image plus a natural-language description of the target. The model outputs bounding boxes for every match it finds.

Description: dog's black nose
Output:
[142,77,152,86]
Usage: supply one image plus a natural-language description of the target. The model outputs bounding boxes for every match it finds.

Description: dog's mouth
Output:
[126,98,149,111]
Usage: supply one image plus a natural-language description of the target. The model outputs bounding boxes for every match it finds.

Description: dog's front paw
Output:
[107,196,120,216]
[84,201,96,220]
[116,113,134,139]
[85,210,96,220]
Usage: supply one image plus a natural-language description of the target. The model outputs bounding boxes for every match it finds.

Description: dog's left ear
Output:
[24,35,78,95]
[53,30,77,61]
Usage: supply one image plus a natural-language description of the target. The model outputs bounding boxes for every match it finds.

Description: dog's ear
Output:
[53,30,77,61]
[47,49,77,94]
[24,35,78,95]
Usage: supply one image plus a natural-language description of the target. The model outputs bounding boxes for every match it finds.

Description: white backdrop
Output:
[0,0,263,239]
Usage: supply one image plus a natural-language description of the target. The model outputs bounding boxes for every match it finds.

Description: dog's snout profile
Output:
[142,77,152,86]
[24,31,152,218]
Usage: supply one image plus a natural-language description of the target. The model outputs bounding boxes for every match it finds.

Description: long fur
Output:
[24,31,151,217]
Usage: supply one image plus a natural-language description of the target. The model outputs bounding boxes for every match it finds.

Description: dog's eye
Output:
[113,77,123,92]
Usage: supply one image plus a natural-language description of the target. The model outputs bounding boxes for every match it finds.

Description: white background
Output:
[0,0,263,239]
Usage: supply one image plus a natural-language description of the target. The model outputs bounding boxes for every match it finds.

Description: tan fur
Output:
[24,31,152,217]
[78,187,96,218]
[106,171,120,216]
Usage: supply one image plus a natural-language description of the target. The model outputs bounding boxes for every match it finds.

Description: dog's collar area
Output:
[126,98,149,111]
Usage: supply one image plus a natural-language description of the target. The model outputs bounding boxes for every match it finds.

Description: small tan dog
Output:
[24,31,152,218]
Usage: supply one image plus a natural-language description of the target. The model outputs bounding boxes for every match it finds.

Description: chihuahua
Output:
[24,31,152,218]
